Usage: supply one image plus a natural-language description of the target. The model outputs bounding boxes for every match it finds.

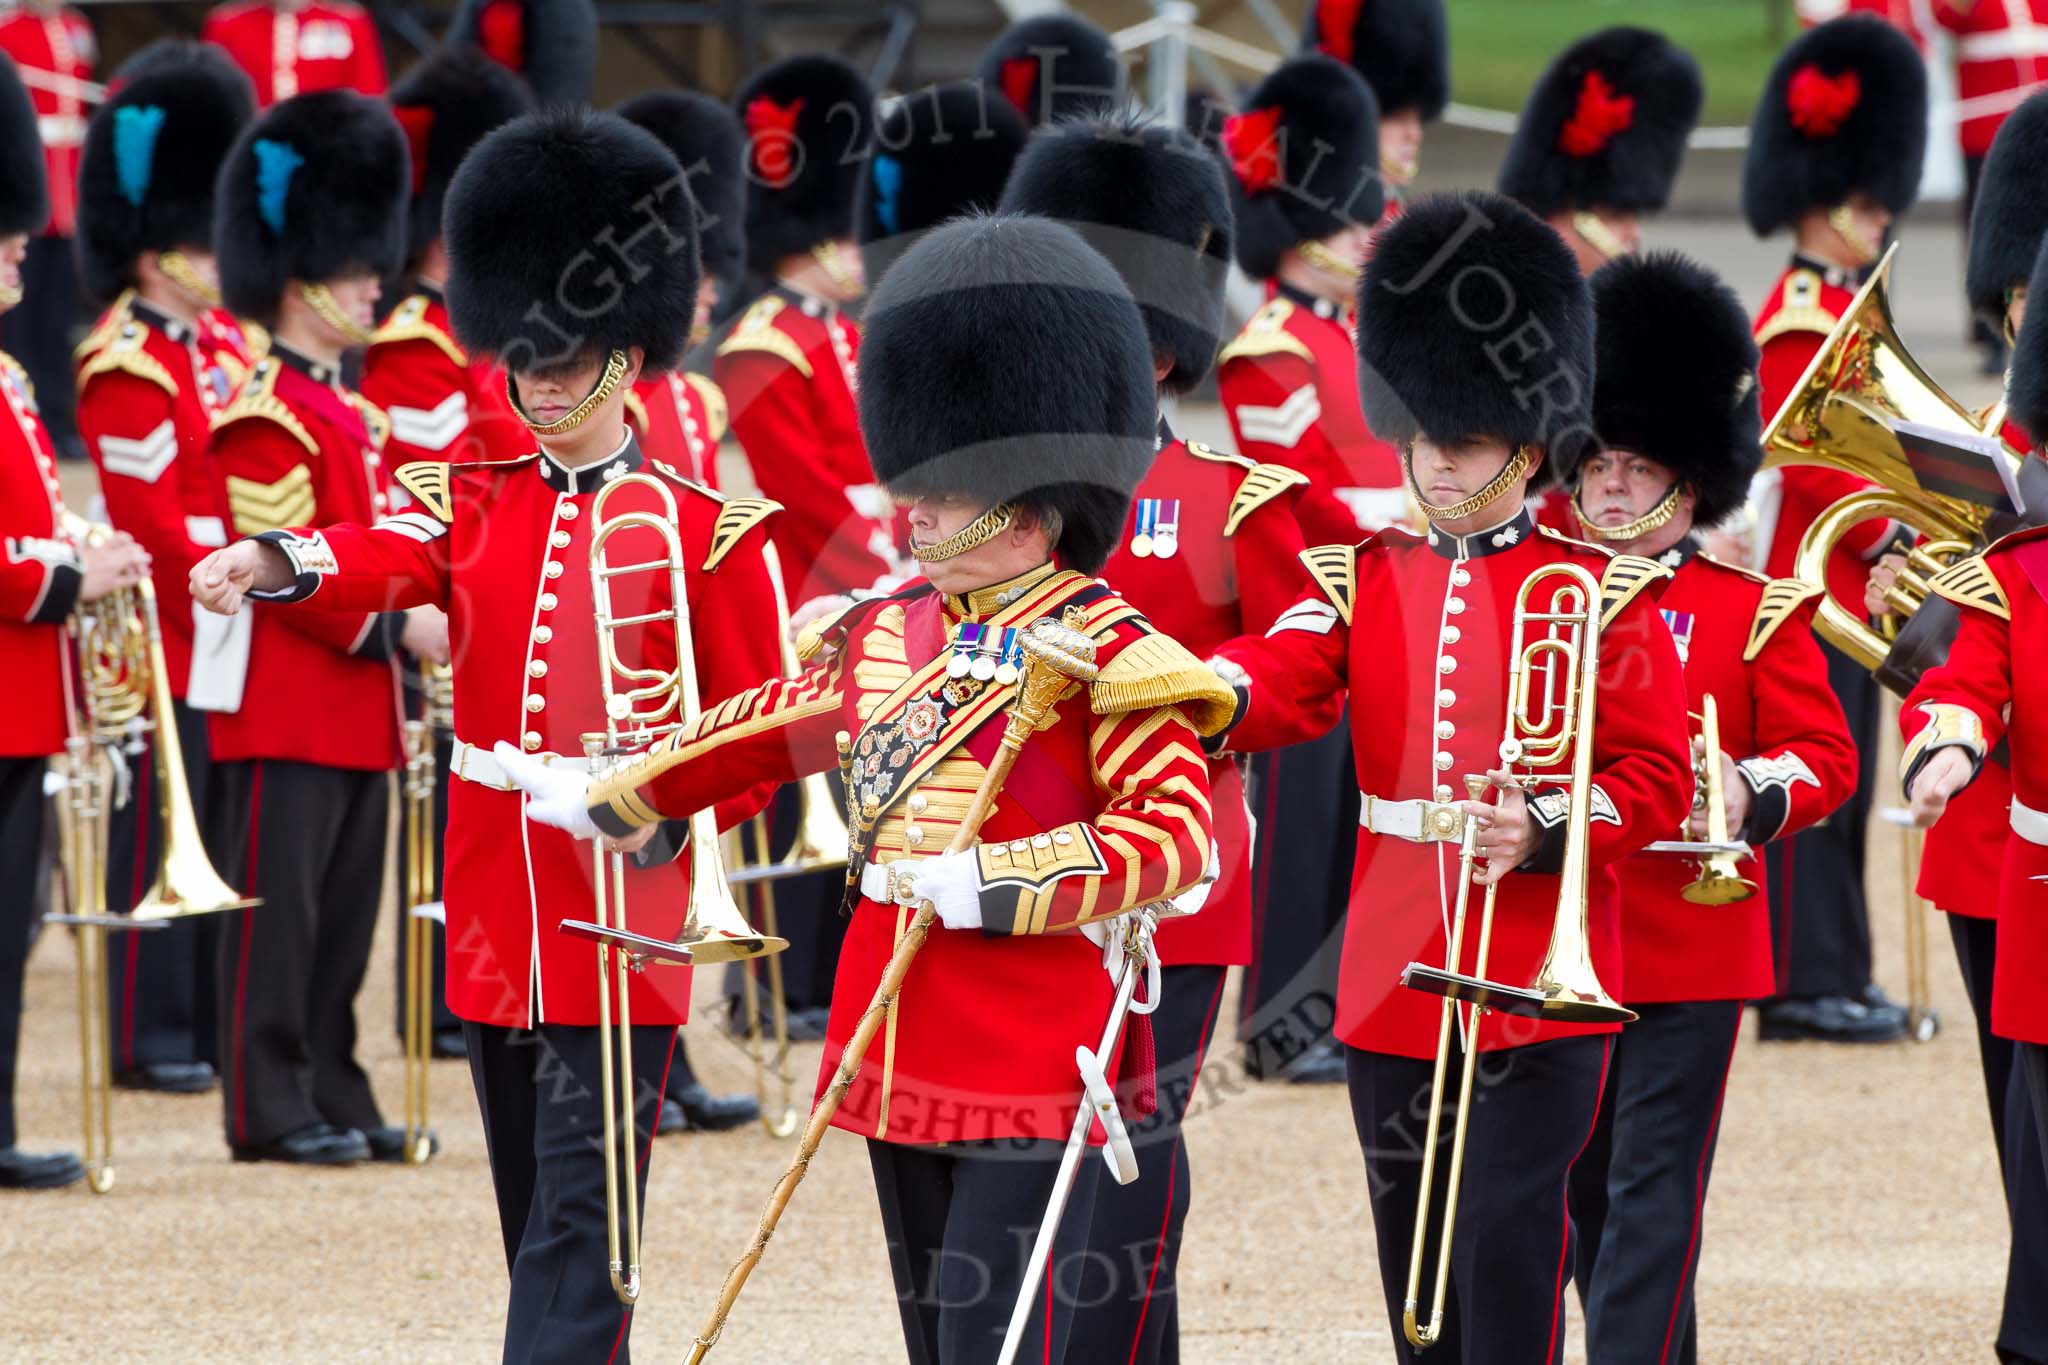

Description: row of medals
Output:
[1130,497,1180,559]
[943,624,1025,705]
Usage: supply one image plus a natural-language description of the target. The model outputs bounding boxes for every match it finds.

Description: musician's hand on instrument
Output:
[887,851,982,930]
[604,825,658,855]
[1864,552,1906,619]
[189,540,286,613]
[80,532,150,602]
[493,741,600,840]
[1464,769,1538,885]
[400,604,451,667]
[1907,747,1974,828]
[1686,746,1750,838]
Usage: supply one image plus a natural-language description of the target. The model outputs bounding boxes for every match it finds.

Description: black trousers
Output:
[103,698,220,1072]
[1238,715,1356,1067]
[1947,915,2048,1361]
[466,1020,674,1365]
[1347,1036,1610,1365]
[1765,641,1876,999]
[0,755,51,1149]
[1070,963,1229,1363]
[1568,1000,1743,1365]
[210,759,388,1146]
[867,1136,1102,1365]
[391,727,456,1040]
[0,234,81,457]
[2023,1044,2048,1208]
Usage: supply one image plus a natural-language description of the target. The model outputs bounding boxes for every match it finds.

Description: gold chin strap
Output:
[507,348,630,437]
[1299,239,1363,283]
[1826,205,1882,266]
[909,502,1015,563]
[1381,152,1418,186]
[1570,211,1629,263]
[158,251,221,308]
[810,241,863,299]
[300,282,376,346]
[1403,443,1533,522]
[1573,483,1680,542]
[0,279,20,309]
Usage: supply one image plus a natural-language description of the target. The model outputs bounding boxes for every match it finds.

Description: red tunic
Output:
[0,349,77,758]
[1214,512,1694,1058]
[1611,544,1857,1002]
[1753,258,1894,616]
[626,370,725,489]
[74,298,236,697]
[0,6,93,236]
[1217,284,1407,545]
[200,0,385,106]
[586,565,1225,1144]
[714,288,897,599]
[202,344,402,772]
[1931,0,2048,157]
[359,287,527,468]
[1099,435,1311,967]
[246,438,784,1027]
[1904,527,2048,1042]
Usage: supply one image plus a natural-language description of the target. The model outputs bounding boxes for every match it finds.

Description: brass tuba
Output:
[1396,561,1634,1351]
[1759,244,2022,672]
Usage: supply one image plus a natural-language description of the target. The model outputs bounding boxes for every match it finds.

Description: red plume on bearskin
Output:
[1220,56,1382,279]
[1786,64,1860,137]
[1313,0,1364,63]
[998,56,1036,116]
[1557,70,1635,158]
[1297,0,1447,121]
[1220,106,1283,194]
[974,14,1121,128]
[1498,27,1698,218]
[730,54,872,271]
[477,0,524,72]
[394,104,433,194]
[742,95,802,187]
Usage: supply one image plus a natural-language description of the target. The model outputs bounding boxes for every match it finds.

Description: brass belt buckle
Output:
[886,863,920,907]
[1423,801,1464,842]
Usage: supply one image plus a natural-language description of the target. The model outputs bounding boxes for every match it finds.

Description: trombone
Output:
[1641,694,1755,904]
[398,658,452,1165]
[556,473,787,1306]
[1396,562,1635,1350]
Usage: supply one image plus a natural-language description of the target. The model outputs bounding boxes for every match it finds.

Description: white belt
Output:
[857,860,921,906]
[1359,793,1468,844]
[36,113,85,147]
[2014,798,2048,848]
[448,737,597,792]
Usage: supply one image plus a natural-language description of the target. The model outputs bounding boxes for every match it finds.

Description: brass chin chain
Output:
[1381,152,1418,186]
[1573,483,1680,541]
[909,502,1015,563]
[158,251,221,308]
[508,349,630,436]
[1570,211,1629,262]
[1403,444,1533,522]
[0,279,20,309]
[810,241,864,299]
[1298,239,1363,282]
[1826,205,1881,266]
[300,282,376,346]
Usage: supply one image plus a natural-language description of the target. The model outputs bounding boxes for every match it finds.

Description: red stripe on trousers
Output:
[1546,1037,1614,1365]
[606,1030,679,1365]
[229,761,263,1145]
[1656,1013,1743,1364]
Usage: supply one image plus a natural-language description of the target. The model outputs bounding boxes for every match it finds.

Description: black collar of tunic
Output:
[127,297,192,346]
[269,337,341,388]
[1424,505,1538,561]
[535,430,643,495]
[1788,250,1871,293]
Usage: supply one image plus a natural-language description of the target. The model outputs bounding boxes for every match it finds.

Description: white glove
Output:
[888,850,983,930]
[493,741,599,840]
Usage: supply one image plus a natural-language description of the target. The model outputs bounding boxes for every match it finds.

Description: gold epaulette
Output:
[394,461,454,521]
[1744,578,1824,662]
[370,294,465,367]
[1754,270,1841,348]
[1927,554,2009,622]
[1216,298,1312,366]
[622,387,649,433]
[684,372,729,443]
[1183,439,1255,471]
[216,361,317,456]
[352,396,390,451]
[226,464,316,534]
[1089,630,1238,736]
[1224,460,1310,537]
[1597,554,1672,629]
[73,291,134,365]
[1698,551,1770,585]
[239,317,272,362]
[716,296,812,376]
[704,497,781,572]
[1298,544,1357,626]
[1534,523,1611,557]
[794,598,862,664]
[76,316,178,399]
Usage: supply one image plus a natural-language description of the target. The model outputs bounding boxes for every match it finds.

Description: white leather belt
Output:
[2014,798,2048,848]
[1359,794,1468,844]
[858,860,931,906]
[448,737,597,792]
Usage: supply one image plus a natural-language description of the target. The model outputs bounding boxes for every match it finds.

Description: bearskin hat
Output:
[446,0,597,106]
[1358,191,1595,489]
[1300,0,1449,121]
[975,14,1123,128]
[215,90,409,324]
[444,106,698,376]
[0,57,46,238]
[859,213,1155,574]
[389,47,533,273]
[617,90,747,300]
[1497,27,1702,219]
[75,41,254,304]
[855,83,1028,284]
[1588,252,1761,526]
[1966,90,2048,323]
[733,54,874,272]
[2003,233,2048,442]
[999,110,1233,394]
[1742,15,1925,237]
[1220,56,1382,281]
